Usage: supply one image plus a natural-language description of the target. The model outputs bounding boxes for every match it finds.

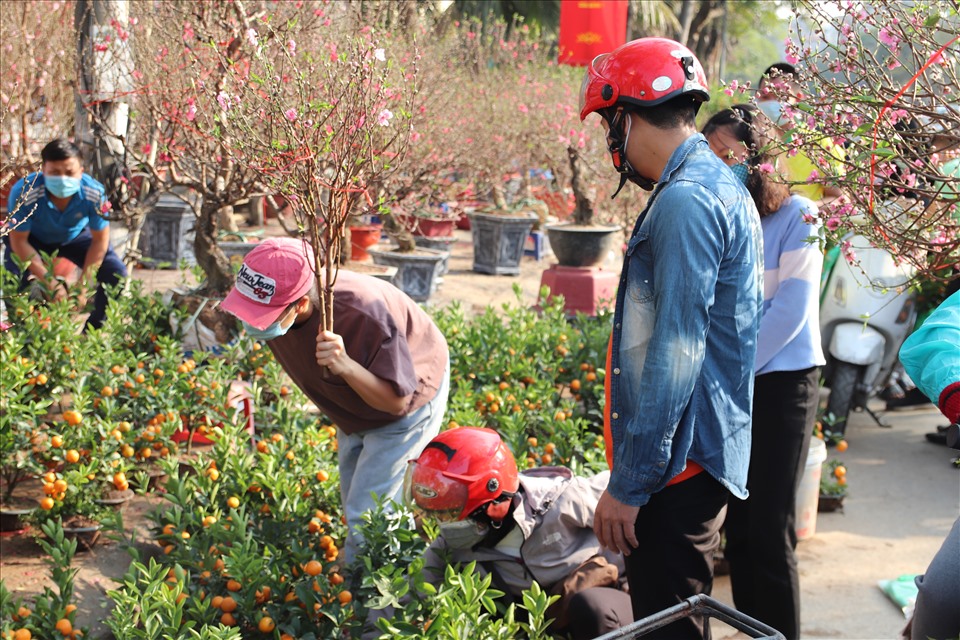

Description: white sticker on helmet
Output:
[652,76,673,92]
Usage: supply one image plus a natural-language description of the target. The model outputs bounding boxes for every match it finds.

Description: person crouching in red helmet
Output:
[403,427,632,639]
[580,38,764,640]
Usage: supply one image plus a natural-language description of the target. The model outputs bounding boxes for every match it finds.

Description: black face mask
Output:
[605,108,656,198]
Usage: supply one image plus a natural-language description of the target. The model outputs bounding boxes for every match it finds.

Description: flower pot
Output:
[0,503,34,534]
[414,235,456,275]
[219,240,261,269]
[130,465,169,492]
[818,494,845,513]
[342,262,398,284]
[398,214,458,238]
[413,217,457,238]
[468,211,538,275]
[544,223,622,268]
[368,246,448,302]
[349,225,383,262]
[60,517,102,552]
[95,488,135,512]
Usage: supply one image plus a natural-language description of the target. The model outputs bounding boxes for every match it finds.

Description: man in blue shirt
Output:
[579,39,763,639]
[3,138,127,329]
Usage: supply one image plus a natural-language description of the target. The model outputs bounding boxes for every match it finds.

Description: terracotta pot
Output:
[349,225,383,262]
[398,214,458,238]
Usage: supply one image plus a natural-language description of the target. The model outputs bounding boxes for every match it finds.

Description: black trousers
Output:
[625,470,729,640]
[565,586,633,640]
[724,367,819,640]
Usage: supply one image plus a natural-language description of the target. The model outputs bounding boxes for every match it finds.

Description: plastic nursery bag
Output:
[878,574,920,619]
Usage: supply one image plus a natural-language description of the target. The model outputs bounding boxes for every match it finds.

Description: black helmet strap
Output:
[605,107,656,196]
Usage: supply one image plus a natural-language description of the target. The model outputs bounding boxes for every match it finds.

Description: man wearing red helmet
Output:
[580,38,763,639]
[403,427,632,639]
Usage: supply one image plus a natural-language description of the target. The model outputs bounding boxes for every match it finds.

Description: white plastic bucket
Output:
[795,437,827,541]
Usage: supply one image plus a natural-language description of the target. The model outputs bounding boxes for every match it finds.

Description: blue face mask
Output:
[241,317,291,342]
[730,162,750,185]
[758,100,786,125]
[44,175,82,199]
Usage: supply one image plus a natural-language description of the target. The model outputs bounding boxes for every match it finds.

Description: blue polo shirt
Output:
[6,172,109,245]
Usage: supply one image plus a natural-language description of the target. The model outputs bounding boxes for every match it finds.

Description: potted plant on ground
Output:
[819,459,849,512]
[0,307,57,533]
[30,463,118,551]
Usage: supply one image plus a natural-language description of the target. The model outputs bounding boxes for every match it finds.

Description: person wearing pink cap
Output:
[220,237,450,564]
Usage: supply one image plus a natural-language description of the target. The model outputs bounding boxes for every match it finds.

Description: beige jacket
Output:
[423,467,624,596]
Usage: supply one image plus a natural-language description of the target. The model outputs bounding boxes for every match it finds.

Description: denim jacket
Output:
[607,133,763,507]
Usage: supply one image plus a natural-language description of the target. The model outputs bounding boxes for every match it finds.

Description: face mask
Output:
[44,175,82,198]
[758,100,785,125]
[730,162,750,185]
[241,317,291,342]
[439,518,489,550]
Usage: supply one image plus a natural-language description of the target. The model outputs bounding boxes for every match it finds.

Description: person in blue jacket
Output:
[3,138,127,329]
[898,289,960,640]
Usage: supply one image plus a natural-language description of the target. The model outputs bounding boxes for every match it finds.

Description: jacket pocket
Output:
[625,231,654,305]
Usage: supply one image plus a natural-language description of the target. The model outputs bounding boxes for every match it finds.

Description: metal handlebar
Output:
[591,594,785,640]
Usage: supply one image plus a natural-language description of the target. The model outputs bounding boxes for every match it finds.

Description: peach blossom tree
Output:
[229,4,421,330]
[775,0,959,282]
[0,1,76,214]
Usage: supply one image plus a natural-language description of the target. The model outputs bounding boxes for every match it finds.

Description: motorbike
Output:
[819,226,918,438]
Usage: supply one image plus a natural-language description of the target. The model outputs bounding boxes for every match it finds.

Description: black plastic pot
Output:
[544,222,622,268]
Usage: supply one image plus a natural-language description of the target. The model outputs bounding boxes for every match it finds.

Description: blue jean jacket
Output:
[607,133,763,507]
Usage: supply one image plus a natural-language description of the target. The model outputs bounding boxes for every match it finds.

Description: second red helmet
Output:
[404,427,520,523]
[579,37,710,122]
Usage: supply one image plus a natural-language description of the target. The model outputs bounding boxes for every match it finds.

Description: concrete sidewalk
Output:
[715,401,958,639]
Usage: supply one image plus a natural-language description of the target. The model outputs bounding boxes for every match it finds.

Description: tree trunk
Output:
[569,146,596,226]
[383,212,416,252]
[676,0,695,46]
[195,203,233,295]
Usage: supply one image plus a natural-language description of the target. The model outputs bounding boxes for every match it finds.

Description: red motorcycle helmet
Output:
[579,37,710,122]
[404,427,519,523]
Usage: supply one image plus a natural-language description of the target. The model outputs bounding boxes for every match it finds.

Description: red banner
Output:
[558,0,629,67]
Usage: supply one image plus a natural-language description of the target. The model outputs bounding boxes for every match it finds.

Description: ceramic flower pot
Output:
[468,211,537,275]
[0,505,34,534]
[368,247,447,302]
[95,488,135,512]
[349,225,383,262]
[544,222,622,268]
[61,520,103,552]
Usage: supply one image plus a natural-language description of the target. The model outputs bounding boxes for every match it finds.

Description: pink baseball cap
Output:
[220,237,315,329]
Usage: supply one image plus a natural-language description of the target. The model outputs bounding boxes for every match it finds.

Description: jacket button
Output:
[613,368,621,375]
[611,412,619,420]
[615,323,621,329]
[658,461,665,468]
